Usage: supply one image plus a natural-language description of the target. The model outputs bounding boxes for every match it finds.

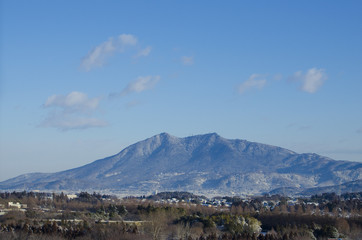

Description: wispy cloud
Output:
[41,91,107,131]
[181,56,194,65]
[134,46,152,58]
[44,91,100,113]
[238,74,267,94]
[126,100,142,108]
[291,68,327,93]
[41,115,107,131]
[80,34,138,71]
[118,34,138,46]
[273,74,283,81]
[111,75,160,97]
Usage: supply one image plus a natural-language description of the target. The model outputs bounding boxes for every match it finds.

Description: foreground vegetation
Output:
[0,191,361,239]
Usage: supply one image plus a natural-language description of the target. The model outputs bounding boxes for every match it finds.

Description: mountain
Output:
[0,133,361,196]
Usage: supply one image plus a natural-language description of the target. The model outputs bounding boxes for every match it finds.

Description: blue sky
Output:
[1,1,362,181]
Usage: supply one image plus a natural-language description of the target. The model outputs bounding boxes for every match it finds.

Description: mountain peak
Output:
[205,132,220,137]
[159,132,172,138]
[199,132,221,142]
[148,132,178,145]
[155,132,176,141]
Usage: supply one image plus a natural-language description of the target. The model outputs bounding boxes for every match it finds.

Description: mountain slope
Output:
[0,133,361,195]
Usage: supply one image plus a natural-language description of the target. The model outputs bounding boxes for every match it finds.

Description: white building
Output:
[8,202,21,208]
[7,202,27,209]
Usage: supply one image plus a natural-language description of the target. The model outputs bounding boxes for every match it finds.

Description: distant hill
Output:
[268,180,362,196]
[0,133,361,196]
[300,179,362,196]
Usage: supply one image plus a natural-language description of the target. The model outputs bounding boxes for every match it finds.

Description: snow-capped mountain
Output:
[0,133,361,196]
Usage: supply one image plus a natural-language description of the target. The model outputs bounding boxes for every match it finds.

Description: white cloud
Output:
[80,38,116,71]
[238,74,267,94]
[181,56,194,65]
[134,46,152,58]
[44,91,100,113]
[41,91,107,131]
[80,34,138,71]
[291,68,327,93]
[118,34,138,46]
[119,75,160,96]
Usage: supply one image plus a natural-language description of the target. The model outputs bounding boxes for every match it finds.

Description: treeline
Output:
[229,193,362,216]
[0,191,52,200]
[0,191,113,202]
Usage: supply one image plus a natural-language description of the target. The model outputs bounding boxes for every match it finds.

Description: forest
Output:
[0,191,361,240]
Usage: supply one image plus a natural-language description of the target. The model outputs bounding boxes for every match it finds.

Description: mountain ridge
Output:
[1,133,361,196]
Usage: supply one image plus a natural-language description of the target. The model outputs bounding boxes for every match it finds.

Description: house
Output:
[7,202,27,209]
[66,194,78,200]
[8,202,21,208]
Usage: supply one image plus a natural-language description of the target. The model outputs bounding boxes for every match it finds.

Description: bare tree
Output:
[142,210,168,240]
[173,222,191,240]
